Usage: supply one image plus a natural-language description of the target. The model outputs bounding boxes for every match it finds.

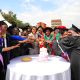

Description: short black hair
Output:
[43,27,53,33]
[37,26,44,31]
[0,21,7,26]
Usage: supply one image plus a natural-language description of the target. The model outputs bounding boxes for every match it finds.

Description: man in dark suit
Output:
[0,21,20,79]
[52,24,80,80]
[0,21,21,80]
[0,21,10,74]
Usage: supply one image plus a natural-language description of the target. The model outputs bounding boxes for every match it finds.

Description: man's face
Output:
[67,30,77,36]
[12,28,20,35]
[0,27,2,35]
[1,25,8,34]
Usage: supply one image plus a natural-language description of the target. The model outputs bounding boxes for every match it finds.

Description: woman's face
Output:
[32,27,37,34]
[45,30,51,36]
[38,28,43,33]
[54,29,59,34]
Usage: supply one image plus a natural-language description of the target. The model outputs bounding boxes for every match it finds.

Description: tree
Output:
[1,10,31,28]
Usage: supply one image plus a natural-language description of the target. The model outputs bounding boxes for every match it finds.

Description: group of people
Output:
[0,20,80,80]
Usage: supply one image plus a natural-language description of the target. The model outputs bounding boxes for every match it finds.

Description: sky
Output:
[0,0,80,28]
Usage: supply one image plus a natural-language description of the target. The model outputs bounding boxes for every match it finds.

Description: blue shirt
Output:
[10,35,26,41]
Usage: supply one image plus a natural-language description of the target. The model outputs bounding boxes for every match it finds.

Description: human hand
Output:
[45,40,51,43]
[14,44,20,48]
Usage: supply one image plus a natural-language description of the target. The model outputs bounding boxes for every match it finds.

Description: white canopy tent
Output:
[0,13,12,27]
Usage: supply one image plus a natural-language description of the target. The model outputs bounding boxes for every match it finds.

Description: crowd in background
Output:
[0,21,80,80]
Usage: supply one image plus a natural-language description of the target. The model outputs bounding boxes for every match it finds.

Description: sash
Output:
[0,53,3,65]
[57,40,70,61]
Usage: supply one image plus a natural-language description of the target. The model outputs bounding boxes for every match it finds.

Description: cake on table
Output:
[38,38,49,61]
[38,47,48,61]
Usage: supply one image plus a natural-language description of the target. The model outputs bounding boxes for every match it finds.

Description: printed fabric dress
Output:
[44,34,53,54]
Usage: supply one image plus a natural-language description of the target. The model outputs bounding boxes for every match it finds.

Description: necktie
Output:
[0,38,3,47]
[2,38,7,47]
[4,38,7,47]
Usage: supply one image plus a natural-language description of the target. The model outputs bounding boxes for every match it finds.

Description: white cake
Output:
[38,47,48,61]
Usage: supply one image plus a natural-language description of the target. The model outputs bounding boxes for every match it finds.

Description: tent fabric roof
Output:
[0,13,11,27]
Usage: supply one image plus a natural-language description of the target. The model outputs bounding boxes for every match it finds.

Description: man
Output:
[0,21,20,79]
[52,24,80,80]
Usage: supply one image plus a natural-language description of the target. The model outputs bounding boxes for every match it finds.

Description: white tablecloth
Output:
[6,55,71,80]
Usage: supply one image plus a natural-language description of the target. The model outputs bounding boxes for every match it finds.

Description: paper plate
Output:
[21,57,32,62]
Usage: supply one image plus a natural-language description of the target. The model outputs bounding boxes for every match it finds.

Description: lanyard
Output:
[2,38,7,47]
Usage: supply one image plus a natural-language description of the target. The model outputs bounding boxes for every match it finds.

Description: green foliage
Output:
[0,10,31,29]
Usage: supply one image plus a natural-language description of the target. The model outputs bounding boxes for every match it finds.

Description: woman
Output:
[37,26,44,38]
[43,27,53,54]
[53,27,61,40]
[28,26,39,55]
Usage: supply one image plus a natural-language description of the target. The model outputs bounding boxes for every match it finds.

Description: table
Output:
[6,55,71,80]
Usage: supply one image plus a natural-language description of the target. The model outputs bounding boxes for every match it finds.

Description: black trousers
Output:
[0,61,5,80]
